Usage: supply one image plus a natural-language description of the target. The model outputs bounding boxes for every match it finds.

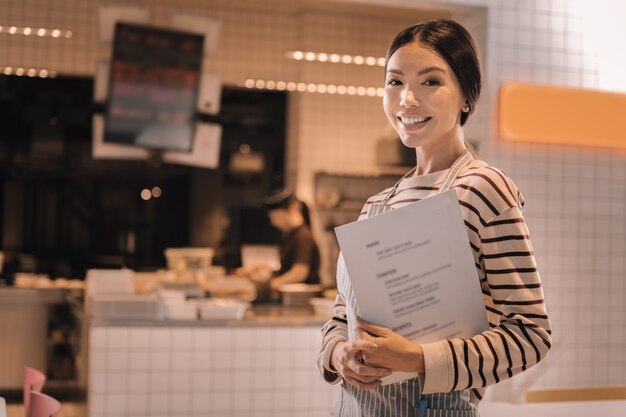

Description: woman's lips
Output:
[398,115,431,129]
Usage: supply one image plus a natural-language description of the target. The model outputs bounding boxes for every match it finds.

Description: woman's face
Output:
[268,207,291,232]
[383,42,466,150]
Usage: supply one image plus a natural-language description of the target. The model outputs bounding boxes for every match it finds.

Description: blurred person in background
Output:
[238,188,321,302]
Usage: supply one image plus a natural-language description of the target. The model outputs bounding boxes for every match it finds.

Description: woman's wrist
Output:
[406,344,425,373]
[329,340,344,372]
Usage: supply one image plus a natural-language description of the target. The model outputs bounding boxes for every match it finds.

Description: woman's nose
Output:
[400,89,419,108]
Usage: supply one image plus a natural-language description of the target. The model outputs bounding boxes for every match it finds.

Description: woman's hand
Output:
[355,316,425,373]
[330,340,392,390]
[237,262,273,284]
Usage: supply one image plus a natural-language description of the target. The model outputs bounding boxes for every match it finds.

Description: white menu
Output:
[335,190,489,385]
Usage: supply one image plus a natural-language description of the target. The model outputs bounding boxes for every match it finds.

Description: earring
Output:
[463,102,470,112]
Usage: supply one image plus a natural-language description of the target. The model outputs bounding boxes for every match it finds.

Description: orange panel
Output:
[499,82,626,148]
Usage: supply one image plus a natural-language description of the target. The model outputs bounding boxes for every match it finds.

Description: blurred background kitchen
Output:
[0,0,625,416]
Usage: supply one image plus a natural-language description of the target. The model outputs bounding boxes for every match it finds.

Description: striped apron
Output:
[335,147,481,417]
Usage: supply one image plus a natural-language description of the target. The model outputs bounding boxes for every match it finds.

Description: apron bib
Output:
[335,143,480,417]
[366,147,475,218]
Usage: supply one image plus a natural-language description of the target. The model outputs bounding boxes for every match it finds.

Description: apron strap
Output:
[379,166,417,206]
[368,141,476,217]
[439,148,474,193]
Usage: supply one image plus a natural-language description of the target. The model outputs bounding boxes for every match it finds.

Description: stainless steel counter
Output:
[0,287,66,303]
[91,304,329,327]
[0,288,67,389]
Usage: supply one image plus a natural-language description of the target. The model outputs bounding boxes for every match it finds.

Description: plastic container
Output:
[91,294,165,321]
[165,303,198,321]
[309,297,335,319]
[278,283,323,307]
[164,247,214,271]
[197,298,250,320]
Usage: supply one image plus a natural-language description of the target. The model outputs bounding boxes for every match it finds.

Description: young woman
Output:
[317,19,551,416]
[263,189,321,290]
[240,188,321,302]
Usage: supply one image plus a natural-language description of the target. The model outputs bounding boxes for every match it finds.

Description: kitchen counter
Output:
[0,286,66,303]
[0,287,68,389]
[88,303,338,417]
[91,304,329,327]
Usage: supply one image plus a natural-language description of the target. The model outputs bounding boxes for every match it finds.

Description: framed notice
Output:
[105,23,204,152]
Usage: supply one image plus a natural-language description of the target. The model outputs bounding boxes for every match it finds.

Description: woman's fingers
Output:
[345,357,391,378]
[356,316,389,336]
[344,373,382,390]
[342,358,389,390]
[351,339,378,352]
[332,340,392,390]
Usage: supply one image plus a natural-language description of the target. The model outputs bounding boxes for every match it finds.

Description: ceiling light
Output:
[140,189,152,201]
[0,25,72,39]
[285,50,385,67]
[239,78,384,98]
[1,66,57,78]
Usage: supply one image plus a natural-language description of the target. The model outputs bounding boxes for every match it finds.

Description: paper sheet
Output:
[335,190,489,385]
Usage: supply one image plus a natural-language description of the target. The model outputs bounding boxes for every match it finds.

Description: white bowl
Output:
[197,298,250,320]
[278,284,322,307]
[309,297,335,319]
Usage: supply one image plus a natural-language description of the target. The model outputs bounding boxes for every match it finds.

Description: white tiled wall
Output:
[3,0,625,406]
[89,325,338,417]
[468,0,626,403]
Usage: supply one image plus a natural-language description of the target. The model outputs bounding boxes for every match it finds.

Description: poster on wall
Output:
[105,22,204,153]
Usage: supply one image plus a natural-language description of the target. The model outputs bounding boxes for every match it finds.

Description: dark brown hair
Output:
[263,189,311,227]
[386,19,481,126]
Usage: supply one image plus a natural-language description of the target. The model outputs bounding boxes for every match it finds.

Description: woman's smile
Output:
[397,115,432,130]
[383,42,466,151]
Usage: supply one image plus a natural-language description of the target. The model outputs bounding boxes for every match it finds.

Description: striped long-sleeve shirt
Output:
[317,159,552,414]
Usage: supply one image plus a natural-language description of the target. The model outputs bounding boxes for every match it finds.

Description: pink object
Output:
[23,367,46,417]
[28,391,61,417]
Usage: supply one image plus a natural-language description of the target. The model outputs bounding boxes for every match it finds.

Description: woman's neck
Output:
[414,130,466,175]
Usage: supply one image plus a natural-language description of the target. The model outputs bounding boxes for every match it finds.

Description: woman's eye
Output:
[424,79,441,86]
[386,79,402,86]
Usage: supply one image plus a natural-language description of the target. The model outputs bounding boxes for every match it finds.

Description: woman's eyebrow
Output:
[418,66,445,75]
[386,66,446,76]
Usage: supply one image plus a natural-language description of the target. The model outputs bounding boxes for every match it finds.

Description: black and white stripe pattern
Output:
[317,159,552,416]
